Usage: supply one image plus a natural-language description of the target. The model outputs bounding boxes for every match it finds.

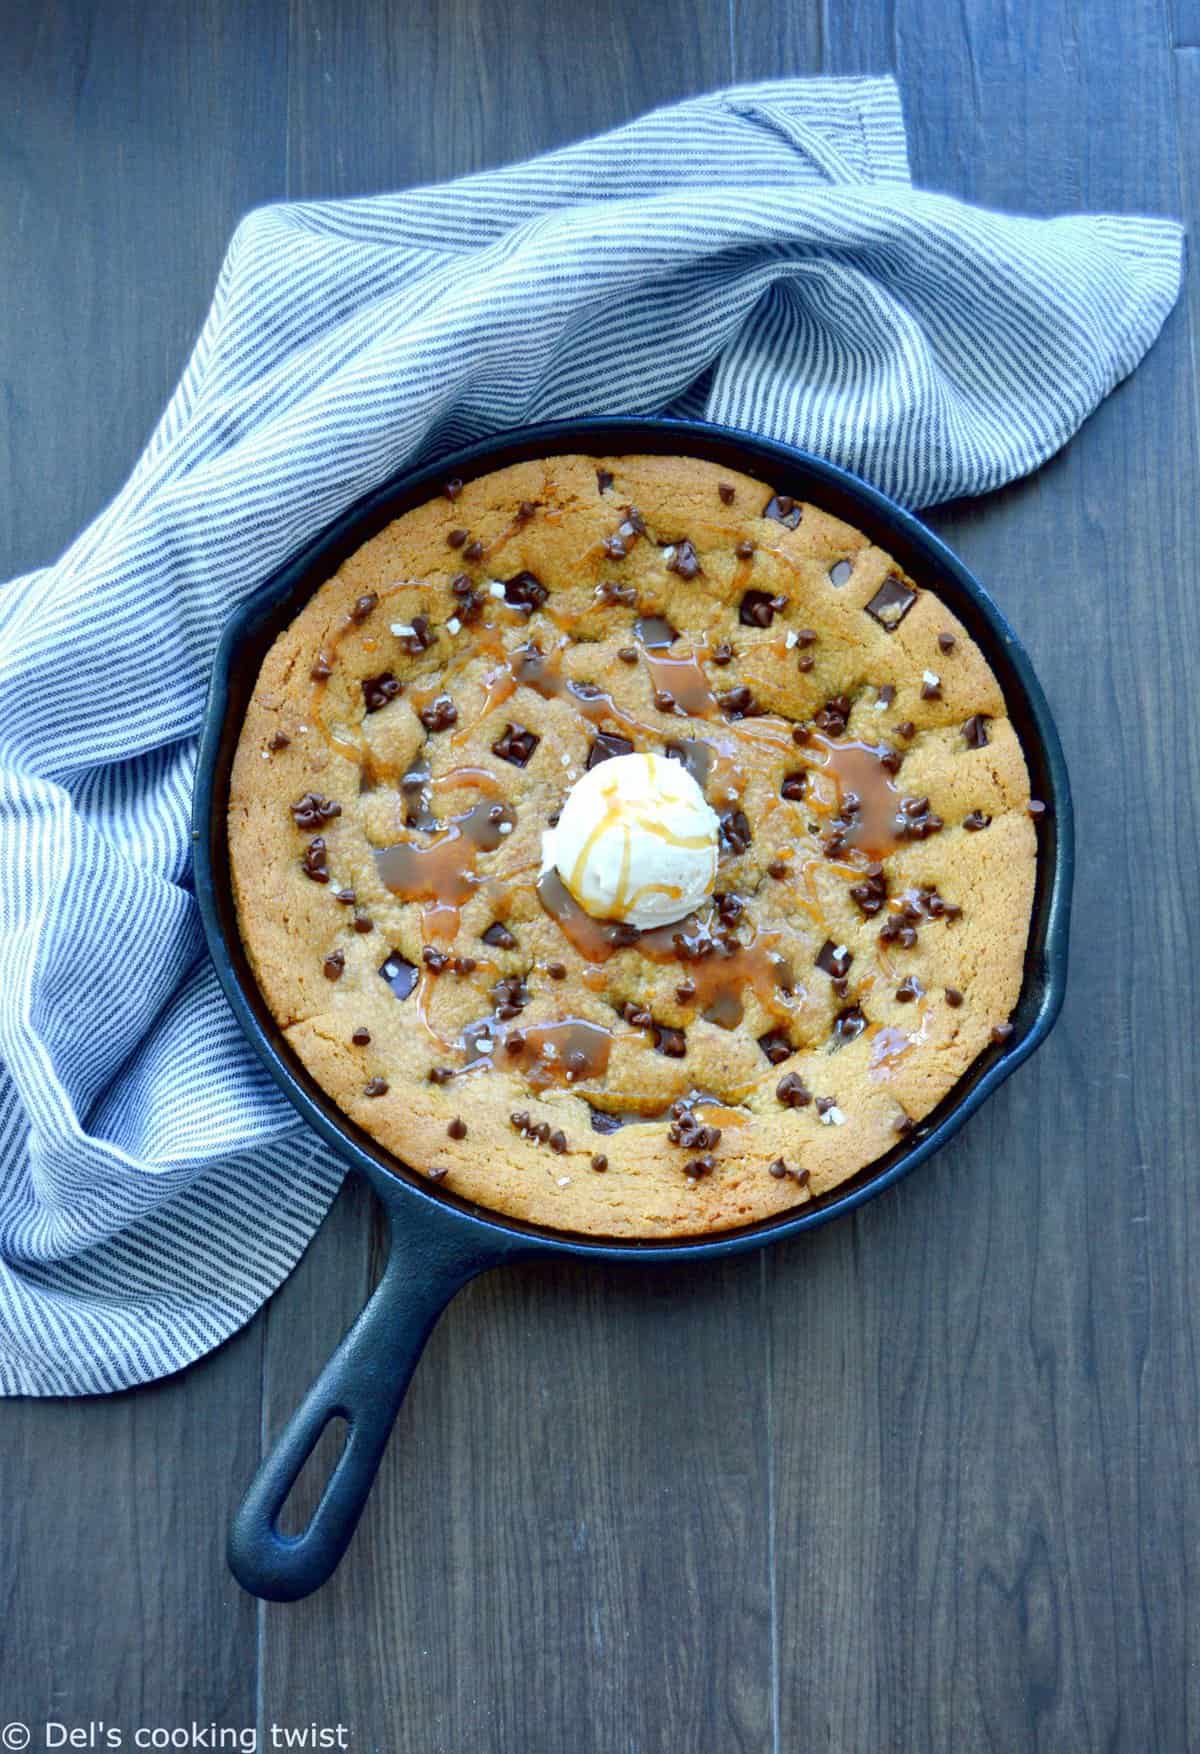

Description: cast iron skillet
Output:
[192,418,1074,1602]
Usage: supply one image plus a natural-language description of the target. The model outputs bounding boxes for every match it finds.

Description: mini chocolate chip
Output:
[447,528,468,549]
[767,859,788,880]
[654,689,678,713]
[878,684,895,708]
[291,791,342,830]
[351,592,378,624]
[740,588,784,628]
[597,469,614,493]
[353,913,373,934]
[604,535,628,560]
[759,1030,793,1066]
[815,694,852,737]
[991,1022,1015,1043]
[718,685,759,721]
[666,538,701,579]
[452,955,476,975]
[735,539,756,560]
[1028,799,1047,817]
[764,493,801,529]
[429,1066,454,1085]
[482,921,517,950]
[894,1114,915,1134]
[351,1027,371,1046]
[769,1159,788,1179]
[427,1165,449,1182]
[492,722,540,767]
[549,1129,568,1154]
[323,950,345,981]
[958,713,990,749]
[423,947,448,973]
[448,1117,467,1140]
[829,559,853,586]
[587,731,634,769]
[419,695,458,733]
[781,771,807,802]
[945,988,964,1008]
[938,631,956,653]
[921,677,942,701]
[963,810,992,831]
[591,1153,608,1172]
[590,1108,623,1135]
[896,720,916,740]
[463,538,484,562]
[718,483,736,505]
[301,838,330,882]
[394,614,434,656]
[849,867,887,918]
[364,1077,388,1097]
[654,1024,687,1058]
[675,980,696,1002]
[833,1005,867,1043]
[797,654,814,673]
[815,1095,835,1116]
[339,886,357,904]
[267,730,291,752]
[776,1071,811,1106]
[363,672,403,713]
[618,647,638,664]
[710,640,735,665]
[719,809,752,855]
[547,961,567,981]
[310,655,332,681]
[605,921,641,948]
[622,1002,653,1029]
[444,478,463,501]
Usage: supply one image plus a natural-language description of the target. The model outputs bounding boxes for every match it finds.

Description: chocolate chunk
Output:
[504,571,548,612]
[849,865,887,917]
[781,771,807,802]
[463,539,484,563]
[350,592,378,624]
[323,950,345,982]
[654,1024,687,1058]
[759,1030,793,1066]
[492,722,539,767]
[735,539,755,561]
[267,730,291,752]
[419,695,458,733]
[991,1022,1014,1043]
[444,478,463,501]
[362,672,403,713]
[764,493,801,529]
[591,1153,608,1171]
[482,921,517,950]
[964,715,991,749]
[718,482,736,505]
[776,1071,811,1106]
[719,808,753,855]
[738,589,784,628]
[665,538,701,580]
[634,615,678,648]
[920,676,942,701]
[447,528,468,549]
[380,953,418,1000]
[364,1077,388,1097]
[865,575,917,631]
[717,685,760,720]
[710,640,735,666]
[301,837,330,883]
[597,469,614,493]
[447,1117,467,1140]
[829,559,853,586]
[291,792,341,830]
[351,1027,371,1046]
[587,731,634,768]
[816,940,852,978]
[945,988,963,1008]
[938,631,956,653]
[833,1005,867,1044]
[963,810,992,831]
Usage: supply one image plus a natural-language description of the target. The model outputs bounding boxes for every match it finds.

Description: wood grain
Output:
[1,1,1198,1751]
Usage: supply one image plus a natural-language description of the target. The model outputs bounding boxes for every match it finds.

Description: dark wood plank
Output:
[0,0,289,580]
[730,3,1200,1749]
[0,0,287,1738]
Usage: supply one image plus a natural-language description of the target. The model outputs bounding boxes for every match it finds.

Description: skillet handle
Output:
[228,1194,497,1602]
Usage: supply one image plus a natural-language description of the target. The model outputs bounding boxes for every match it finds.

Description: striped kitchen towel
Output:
[0,76,1181,1394]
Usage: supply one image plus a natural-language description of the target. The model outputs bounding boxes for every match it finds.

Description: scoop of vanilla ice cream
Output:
[542,751,720,929]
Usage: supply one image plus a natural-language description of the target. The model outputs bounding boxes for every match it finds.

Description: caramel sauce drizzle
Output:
[375,800,515,943]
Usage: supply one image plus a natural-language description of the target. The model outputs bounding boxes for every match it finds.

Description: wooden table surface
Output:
[3,2,1197,1750]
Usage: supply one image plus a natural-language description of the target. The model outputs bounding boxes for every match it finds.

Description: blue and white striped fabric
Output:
[0,76,1181,1394]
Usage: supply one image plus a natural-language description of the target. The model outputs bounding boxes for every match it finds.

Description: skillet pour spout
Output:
[193,418,1073,1601]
